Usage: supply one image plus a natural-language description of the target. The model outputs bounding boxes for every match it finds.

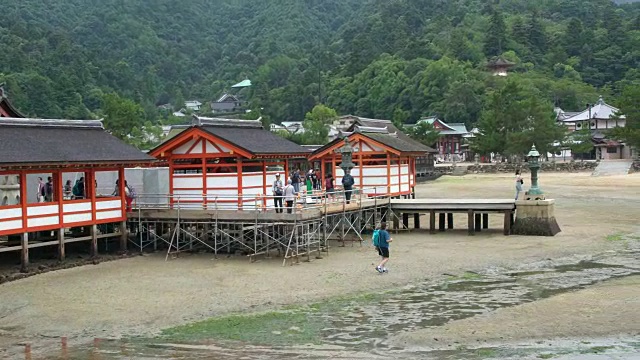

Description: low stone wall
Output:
[465,161,598,174]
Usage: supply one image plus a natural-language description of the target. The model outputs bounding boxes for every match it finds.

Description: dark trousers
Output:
[274,196,283,213]
[344,188,352,204]
[286,200,294,214]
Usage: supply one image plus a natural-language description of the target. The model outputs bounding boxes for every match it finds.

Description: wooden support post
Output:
[430,211,436,234]
[447,213,454,229]
[483,213,489,229]
[21,232,29,272]
[393,211,400,231]
[120,220,127,251]
[504,210,512,236]
[475,213,481,232]
[438,213,446,232]
[414,213,420,229]
[402,213,409,229]
[58,228,65,261]
[468,210,475,236]
[91,224,98,257]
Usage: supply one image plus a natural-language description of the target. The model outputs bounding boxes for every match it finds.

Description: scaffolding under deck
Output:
[127,195,391,265]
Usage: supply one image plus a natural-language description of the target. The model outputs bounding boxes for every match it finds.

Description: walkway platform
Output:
[389,198,516,235]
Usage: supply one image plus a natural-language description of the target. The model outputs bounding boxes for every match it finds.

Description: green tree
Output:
[408,121,441,148]
[474,79,563,158]
[301,104,338,145]
[568,128,595,161]
[609,85,640,150]
[101,92,146,143]
[484,7,508,57]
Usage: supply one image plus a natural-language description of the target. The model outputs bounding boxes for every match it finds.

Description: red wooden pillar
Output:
[89,169,97,221]
[237,158,243,208]
[397,157,402,196]
[262,160,267,208]
[19,171,28,232]
[201,153,207,209]
[118,168,125,216]
[168,159,174,208]
[358,152,363,192]
[386,153,391,195]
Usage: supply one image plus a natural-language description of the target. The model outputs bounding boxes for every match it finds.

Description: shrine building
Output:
[149,116,310,209]
[309,126,433,197]
[0,106,155,269]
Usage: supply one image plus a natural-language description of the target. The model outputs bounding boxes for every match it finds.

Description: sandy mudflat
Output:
[390,275,640,349]
[0,172,639,355]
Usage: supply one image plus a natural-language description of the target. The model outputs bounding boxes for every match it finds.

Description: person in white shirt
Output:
[283,179,297,214]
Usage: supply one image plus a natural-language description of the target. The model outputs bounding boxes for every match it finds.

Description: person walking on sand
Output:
[515,170,524,200]
[375,222,392,273]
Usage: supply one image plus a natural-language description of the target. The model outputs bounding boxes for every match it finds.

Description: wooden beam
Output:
[468,210,475,236]
[120,220,127,251]
[58,228,65,261]
[91,224,98,257]
[21,232,29,272]
[430,210,436,234]
[503,210,511,236]
[237,158,243,208]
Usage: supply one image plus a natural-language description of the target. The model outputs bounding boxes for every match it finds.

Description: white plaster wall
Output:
[0,219,22,231]
[96,210,122,220]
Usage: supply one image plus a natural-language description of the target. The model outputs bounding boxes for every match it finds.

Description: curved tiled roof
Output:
[0,117,155,166]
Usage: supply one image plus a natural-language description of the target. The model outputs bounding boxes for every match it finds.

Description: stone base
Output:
[513,199,561,236]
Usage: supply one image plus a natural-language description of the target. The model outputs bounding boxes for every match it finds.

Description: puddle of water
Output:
[36,251,640,359]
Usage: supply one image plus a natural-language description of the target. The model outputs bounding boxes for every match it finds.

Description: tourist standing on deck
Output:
[63,180,73,200]
[36,177,45,203]
[375,222,392,273]
[291,169,301,193]
[342,169,354,204]
[283,179,297,214]
[272,173,284,213]
[44,176,54,202]
[325,173,335,201]
[515,170,524,200]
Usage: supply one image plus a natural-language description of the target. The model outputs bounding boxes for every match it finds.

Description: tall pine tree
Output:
[484,7,507,57]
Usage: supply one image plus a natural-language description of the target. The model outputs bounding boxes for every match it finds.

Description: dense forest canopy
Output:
[1,0,640,150]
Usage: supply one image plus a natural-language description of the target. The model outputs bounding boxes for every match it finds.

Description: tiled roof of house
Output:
[0,118,155,166]
[418,117,469,135]
[559,96,625,122]
[343,115,437,153]
[158,116,310,156]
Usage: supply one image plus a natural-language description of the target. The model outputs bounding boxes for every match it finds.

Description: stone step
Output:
[591,160,633,177]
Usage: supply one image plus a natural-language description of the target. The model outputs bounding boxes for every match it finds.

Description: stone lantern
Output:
[338,137,355,173]
[525,144,544,200]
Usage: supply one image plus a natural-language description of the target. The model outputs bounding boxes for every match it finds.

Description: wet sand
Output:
[391,275,640,349]
[0,172,639,356]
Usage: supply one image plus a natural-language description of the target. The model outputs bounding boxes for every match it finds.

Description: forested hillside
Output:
[1,0,639,147]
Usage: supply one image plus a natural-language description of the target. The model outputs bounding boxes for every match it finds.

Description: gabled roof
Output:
[311,129,434,160]
[559,96,625,122]
[487,57,515,68]
[343,115,436,153]
[0,85,26,118]
[0,118,155,167]
[151,116,310,158]
[418,116,469,135]
[215,93,240,103]
[231,79,252,88]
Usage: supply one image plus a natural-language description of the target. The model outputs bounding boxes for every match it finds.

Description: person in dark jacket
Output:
[342,169,355,204]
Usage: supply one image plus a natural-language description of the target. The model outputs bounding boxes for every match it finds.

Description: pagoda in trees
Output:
[487,57,515,77]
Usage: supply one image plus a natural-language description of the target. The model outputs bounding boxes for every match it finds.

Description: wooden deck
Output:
[130,198,386,223]
[129,198,515,235]
[389,198,516,235]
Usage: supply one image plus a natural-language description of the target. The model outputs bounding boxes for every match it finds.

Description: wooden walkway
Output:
[389,198,516,235]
